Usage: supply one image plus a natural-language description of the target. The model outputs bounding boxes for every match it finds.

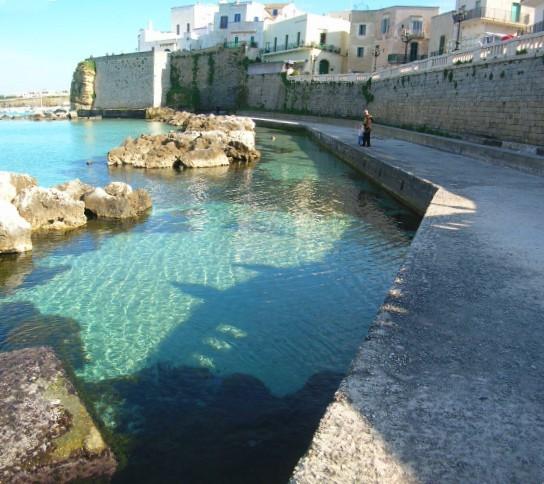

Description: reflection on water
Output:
[0,121,419,482]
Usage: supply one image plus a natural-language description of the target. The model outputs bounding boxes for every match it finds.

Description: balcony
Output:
[462,6,529,26]
[387,53,428,64]
[262,42,341,55]
[525,20,544,34]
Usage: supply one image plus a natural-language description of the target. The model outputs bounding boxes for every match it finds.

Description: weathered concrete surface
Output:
[0,347,117,482]
[250,116,544,482]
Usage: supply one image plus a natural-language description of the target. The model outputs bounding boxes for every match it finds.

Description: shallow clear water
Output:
[0,120,418,482]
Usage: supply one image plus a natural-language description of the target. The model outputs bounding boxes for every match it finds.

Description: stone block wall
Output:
[246,55,544,147]
[167,47,249,111]
[94,52,157,109]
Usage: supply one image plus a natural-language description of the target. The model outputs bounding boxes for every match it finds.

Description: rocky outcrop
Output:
[83,182,152,219]
[14,187,87,232]
[0,201,32,254]
[55,179,93,201]
[0,172,152,255]
[0,171,37,203]
[0,347,117,482]
[108,112,260,169]
[70,60,96,111]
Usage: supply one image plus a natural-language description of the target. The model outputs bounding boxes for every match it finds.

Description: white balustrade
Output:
[287,31,544,84]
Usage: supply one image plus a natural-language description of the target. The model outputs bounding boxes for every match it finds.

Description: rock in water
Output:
[0,201,32,254]
[70,59,96,111]
[107,112,260,169]
[0,171,37,203]
[0,347,117,482]
[14,186,87,231]
[55,178,94,201]
[83,182,152,219]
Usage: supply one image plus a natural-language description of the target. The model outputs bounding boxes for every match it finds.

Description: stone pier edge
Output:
[250,116,488,481]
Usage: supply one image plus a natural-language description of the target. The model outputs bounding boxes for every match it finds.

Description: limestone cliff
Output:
[70,59,96,110]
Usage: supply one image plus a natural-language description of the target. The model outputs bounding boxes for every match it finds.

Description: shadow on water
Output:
[0,215,151,295]
[82,363,342,484]
[0,300,87,371]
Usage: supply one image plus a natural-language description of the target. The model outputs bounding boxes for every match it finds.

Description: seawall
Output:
[246,53,544,147]
[93,51,169,110]
[251,115,544,482]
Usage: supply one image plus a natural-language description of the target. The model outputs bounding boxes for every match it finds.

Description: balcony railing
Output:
[287,30,544,83]
[223,40,259,49]
[462,6,528,25]
[262,42,341,55]
[524,20,544,34]
[387,53,428,64]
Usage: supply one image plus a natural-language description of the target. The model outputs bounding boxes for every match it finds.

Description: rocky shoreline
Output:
[108,109,261,169]
[0,347,117,482]
[0,172,152,255]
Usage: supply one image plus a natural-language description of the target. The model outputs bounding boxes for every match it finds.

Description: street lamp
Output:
[372,44,383,72]
[400,24,414,64]
[452,6,467,51]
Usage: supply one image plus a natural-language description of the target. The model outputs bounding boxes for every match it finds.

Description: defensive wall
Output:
[167,46,249,111]
[93,51,169,110]
[78,49,544,147]
[246,53,544,147]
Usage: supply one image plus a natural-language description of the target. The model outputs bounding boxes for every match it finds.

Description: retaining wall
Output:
[167,47,248,111]
[247,54,544,147]
[94,51,169,110]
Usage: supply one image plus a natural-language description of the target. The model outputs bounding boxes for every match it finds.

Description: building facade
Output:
[261,13,350,74]
[333,6,439,73]
[433,0,536,53]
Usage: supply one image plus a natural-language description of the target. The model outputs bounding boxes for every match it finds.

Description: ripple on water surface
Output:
[0,120,419,482]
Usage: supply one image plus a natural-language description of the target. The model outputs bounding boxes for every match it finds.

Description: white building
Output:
[138,21,180,53]
[262,13,350,74]
[171,4,218,49]
[138,4,218,53]
[430,0,536,54]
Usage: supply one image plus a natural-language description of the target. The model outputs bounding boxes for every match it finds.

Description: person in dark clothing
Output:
[362,109,373,147]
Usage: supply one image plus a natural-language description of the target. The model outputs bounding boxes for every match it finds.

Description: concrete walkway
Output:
[251,116,544,482]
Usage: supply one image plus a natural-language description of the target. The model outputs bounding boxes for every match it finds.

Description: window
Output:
[511,2,521,22]
[273,36,277,51]
[220,16,228,29]
[411,20,423,34]
[297,31,301,46]
[438,35,446,55]
[475,0,481,11]
[381,16,389,34]
[285,34,289,49]
[319,32,327,45]
[176,24,180,35]
[272,8,278,16]
[186,23,191,33]
[234,36,239,45]
[357,46,365,57]
[234,13,241,22]
[358,24,366,36]
[254,16,259,21]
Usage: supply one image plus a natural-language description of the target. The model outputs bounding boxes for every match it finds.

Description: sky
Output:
[0,0,454,94]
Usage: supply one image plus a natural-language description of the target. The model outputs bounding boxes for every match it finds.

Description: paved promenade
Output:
[249,115,544,482]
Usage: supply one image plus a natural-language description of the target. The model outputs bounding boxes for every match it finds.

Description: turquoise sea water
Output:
[0,120,418,482]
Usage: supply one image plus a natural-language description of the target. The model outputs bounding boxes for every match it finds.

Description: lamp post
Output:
[452,6,467,51]
[372,44,383,72]
[400,24,414,64]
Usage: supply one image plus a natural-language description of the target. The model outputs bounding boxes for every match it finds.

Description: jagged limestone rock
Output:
[0,347,117,482]
[107,112,260,169]
[70,60,96,111]
[55,179,94,201]
[0,200,32,254]
[14,186,87,232]
[0,171,37,203]
[83,182,152,219]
